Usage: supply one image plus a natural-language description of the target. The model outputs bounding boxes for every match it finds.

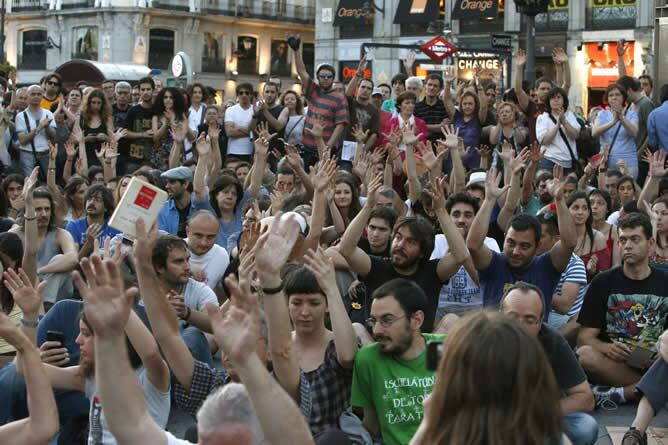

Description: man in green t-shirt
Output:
[351,278,444,445]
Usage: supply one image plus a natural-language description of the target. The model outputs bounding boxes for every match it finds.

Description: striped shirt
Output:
[301,78,349,152]
[553,253,588,317]
[414,99,449,140]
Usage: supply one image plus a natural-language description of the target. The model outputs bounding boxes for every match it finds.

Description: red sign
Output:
[420,36,457,61]
[134,186,157,210]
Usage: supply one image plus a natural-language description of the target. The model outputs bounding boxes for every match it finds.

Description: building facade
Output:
[6,0,315,99]
[316,0,654,110]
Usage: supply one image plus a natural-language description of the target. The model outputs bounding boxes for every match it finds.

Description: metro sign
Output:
[420,36,457,61]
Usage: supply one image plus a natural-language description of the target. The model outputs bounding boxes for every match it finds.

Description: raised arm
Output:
[514,48,529,113]
[21,170,39,284]
[248,136,268,199]
[617,40,628,77]
[304,157,337,251]
[207,276,315,445]
[75,255,167,445]
[522,143,541,204]
[193,133,210,201]
[125,309,170,392]
[498,149,528,232]
[304,247,357,367]
[289,34,310,84]
[337,175,383,277]
[639,150,667,205]
[254,214,303,401]
[345,57,367,99]
[403,127,421,204]
[467,170,506,270]
[548,176,577,272]
[0,314,58,445]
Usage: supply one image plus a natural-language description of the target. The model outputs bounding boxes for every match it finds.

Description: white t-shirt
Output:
[166,431,193,445]
[15,108,57,153]
[182,278,219,310]
[184,105,205,160]
[85,368,170,445]
[430,235,500,313]
[535,111,580,168]
[188,242,230,289]
[607,210,621,225]
[224,103,254,155]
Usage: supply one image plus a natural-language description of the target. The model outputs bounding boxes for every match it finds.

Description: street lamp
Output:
[515,0,549,83]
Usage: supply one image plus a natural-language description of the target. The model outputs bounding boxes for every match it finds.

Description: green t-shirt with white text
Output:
[351,333,444,445]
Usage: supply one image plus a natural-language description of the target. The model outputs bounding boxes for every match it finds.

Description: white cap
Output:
[371,87,383,97]
[466,172,487,187]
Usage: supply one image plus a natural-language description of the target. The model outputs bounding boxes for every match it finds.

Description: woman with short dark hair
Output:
[536,86,580,173]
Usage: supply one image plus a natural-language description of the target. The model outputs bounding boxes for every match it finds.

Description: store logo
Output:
[458,0,495,13]
[591,0,634,6]
[409,0,428,13]
[421,36,458,61]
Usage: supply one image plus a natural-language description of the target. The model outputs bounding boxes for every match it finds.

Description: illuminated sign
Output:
[421,36,458,61]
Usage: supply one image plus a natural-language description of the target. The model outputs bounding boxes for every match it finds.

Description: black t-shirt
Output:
[344,100,379,142]
[112,104,131,131]
[538,324,587,391]
[577,266,668,348]
[361,256,443,332]
[256,104,285,151]
[197,122,227,161]
[358,237,390,258]
[122,104,155,162]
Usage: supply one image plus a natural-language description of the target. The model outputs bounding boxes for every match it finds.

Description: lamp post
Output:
[515,0,549,84]
[0,0,5,64]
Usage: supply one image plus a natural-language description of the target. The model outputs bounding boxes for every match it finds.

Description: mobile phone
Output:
[121,236,134,246]
[626,346,654,369]
[426,340,443,371]
[46,330,65,346]
[274,138,286,155]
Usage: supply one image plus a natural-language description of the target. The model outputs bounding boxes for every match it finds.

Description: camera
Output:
[426,340,443,371]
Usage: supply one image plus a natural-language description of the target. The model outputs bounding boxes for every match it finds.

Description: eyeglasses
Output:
[238,91,252,96]
[318,73,334,79]
[46,80,60,86]
[365,315,406,329]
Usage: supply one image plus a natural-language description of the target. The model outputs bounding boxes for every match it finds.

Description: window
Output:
[149,29,175,70]
[72,27,98,60]
[586,4,636,29]
[302,43,315,79]
[236,36,257,75]
[202,32,225,73]
[270,40,290,77]
[18,29,47,70]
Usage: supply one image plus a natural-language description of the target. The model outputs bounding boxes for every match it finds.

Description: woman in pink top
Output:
[379,91,428,153]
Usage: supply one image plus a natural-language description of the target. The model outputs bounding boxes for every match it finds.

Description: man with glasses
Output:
[288,33,349,169]
[577,213,668,409]
[15,85,57,177]
[224,83,257,163]
[40,73,62,111]
[500,282,598,445]
[351,278,443,445]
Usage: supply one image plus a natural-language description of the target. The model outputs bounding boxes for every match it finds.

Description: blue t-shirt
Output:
[479,251,562,320]
[453,109,482,169]
[65,218,121,249]
[597,108,639,168]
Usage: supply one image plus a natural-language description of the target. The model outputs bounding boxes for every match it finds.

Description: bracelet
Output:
[262,283,284,295]
[20,318,39,328]
[24,215,36,221]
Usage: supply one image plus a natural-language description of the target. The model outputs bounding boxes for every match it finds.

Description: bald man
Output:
[501,282,598,445]
[15,84,57,176]
[186,210,229,289]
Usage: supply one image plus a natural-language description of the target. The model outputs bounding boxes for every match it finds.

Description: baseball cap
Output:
[466,172,487,188]
[372,87,383,97]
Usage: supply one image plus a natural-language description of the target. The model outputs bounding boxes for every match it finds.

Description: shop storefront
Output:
[583,41,635,110]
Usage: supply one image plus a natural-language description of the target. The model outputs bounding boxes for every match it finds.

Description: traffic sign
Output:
[420,36,457,61]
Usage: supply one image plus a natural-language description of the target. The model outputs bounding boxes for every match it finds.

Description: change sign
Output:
[421,36,458,61]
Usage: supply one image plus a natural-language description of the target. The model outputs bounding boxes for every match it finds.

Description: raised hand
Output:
[167,290,188,319]
[420,142,447,172]
[208,121,221,140]
[254,213,301,276]
[528,141,542,163]
[0,312,31,351]
[370,145,387,165]
[284,144,302,170]
[401,122,419,146]
[196,132,211,156]
[47,141,58,162]
[73,255,136,338]
[351,124,369,144]
[440,125,459,149]
[256,121,273,141]
[254,135,269,158]
[515,48,527,66]
[616,159,629,177]
[303,247,338,296]
[4,268,46,317]
[365,173,383,208]
[546,177,565,200]
[270,189,288,213]
[170,121,188,143]
[424,175,448,210]
[133,219,159,263]
[113,128,128,142]
[206,275,260,365]
[498,141,514,163]
[95,143,109,162]
[648,150,668,178]
[352,151,370,180]
[600,144,610,169]
[616,39,627,57]
[305,116,326,139]
[551,47,568,65]
[484,169,507,201]
[510,147,531,176]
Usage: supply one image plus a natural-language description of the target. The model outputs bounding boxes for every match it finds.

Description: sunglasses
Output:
[238,91,252,96]
[318,73,334,79]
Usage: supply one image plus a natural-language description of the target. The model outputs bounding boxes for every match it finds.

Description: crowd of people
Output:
[0,33,667,445]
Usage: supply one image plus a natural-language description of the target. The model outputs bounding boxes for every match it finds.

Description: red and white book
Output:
[109,177,167,237]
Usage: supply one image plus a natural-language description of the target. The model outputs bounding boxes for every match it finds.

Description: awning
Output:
[393,0,440,24]
[54,59,152,86]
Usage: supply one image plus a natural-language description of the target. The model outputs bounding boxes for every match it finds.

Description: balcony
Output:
[199,0,315,25]
[10,0,93,12]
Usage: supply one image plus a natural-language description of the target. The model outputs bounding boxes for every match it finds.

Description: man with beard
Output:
[186,210,229,290]
[12,256,171,445]
[158,166,195,238]
[121,76,155,174]
[66,184,120,260]
[254,82,286,140]
[40,73,62,111]
[289,33,349,169]
[151,234,218,365]
[11,186,78,304]
[467,170,576,317]
[338,176,468,332]
[343,57,379,162]
[351,278,443,445]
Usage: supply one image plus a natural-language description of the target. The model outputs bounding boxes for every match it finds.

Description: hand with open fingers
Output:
[254,212,301,276]
[370,146,387,165]
[352,151,370,180]
[206,275,260,364]
[47,141,58,162]
[254,135,270,158]
[303,247,338,296]
[313,157,337,193]
[551,47,568,65]
[365,174,383,208]
[196,132,211,156]
[242,218,262,254]
[640,147,652,164]
[96,143,109,162]
[425,175,448,210]
[546,177,565,200]
[351,124,370,144]
[65,140,77,160]
[270,189,288,214]
[498,141,514,163]
[649,150,668,178]
[73,255,137,338]
[94,236,125,266]
[383,125,402,146]
[208,121,221,139]
[305,116,326,139]
[528,142,542,163]
[476,144,491,160]
[24,167,40,196]
[171,121,188,143]
[440,125,459,149]
[484,169,507,201]
[256,121,271,141]
[600,144,610,168]
[510,147,531,176]
[421,144,447,172]
[113,128,128,142]
[4,268,46,317]
[85,223,103,246]
[0,312,31,351]
[515,48,527,66]
[284,144,301,169]
[401,122,419,146]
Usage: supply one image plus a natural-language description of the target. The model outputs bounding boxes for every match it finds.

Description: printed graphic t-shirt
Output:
[351,333,444,445]
[577,266,668,349]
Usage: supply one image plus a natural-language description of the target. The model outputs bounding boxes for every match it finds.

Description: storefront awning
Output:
[393,0,440,24]
[54,59,152,87]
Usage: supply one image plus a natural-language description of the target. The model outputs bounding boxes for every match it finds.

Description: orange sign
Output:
[586,41,634,88]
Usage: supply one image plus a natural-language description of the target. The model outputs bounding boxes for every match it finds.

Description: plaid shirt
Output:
[173,359,313,419]
[304,339,354,436]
